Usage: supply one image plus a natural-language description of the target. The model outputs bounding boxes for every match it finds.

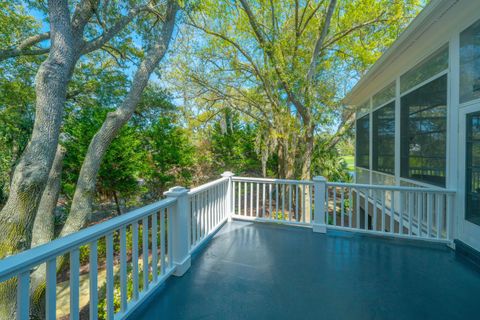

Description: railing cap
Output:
[221,171,235,177]
[164,186,189,197]
[313,176,327,182]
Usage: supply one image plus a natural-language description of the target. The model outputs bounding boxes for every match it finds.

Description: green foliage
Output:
[209,109,262,175]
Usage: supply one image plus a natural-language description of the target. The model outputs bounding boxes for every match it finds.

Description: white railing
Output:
[188,175,230,253]
[324,182,455,242]
[0,172,234,320]
[0,198,176,320]
[231,177,315,226]
[0,172,456,320]
[230,176,456,243]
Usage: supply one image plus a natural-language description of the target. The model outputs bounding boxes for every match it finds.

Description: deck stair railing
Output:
[0,172,455,320]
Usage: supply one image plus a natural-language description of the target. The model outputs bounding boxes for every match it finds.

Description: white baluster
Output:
[46,258,57,320]
[132,222,139,300]
[16,271,30,320]
[120,226,128,311]
[89,241,98,320]
[105,234,114,320]
[70,249,80,320]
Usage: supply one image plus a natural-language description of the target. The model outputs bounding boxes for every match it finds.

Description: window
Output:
[356,115,369,169]
[400,45,448,93]
[372,102,395,174]
[460,19,480,103]
[466,112,480,226]
[373,82,395,109]
[400,75,447,187]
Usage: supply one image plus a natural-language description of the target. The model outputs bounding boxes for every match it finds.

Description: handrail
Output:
[327,181,456,193]
[0,197,176,282]
[188,177,228,196]
[233,176,313,185]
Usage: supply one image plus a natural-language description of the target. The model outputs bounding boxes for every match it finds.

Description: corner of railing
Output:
[221,171,235,221]
[164,186,191,276]
[312,176,327,233]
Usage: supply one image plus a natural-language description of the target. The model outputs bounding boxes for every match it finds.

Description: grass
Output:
[340,155,355,171]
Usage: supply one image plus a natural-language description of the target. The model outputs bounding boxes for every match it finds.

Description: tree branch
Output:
[306,0,337,83]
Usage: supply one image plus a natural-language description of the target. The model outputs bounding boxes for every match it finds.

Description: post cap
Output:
[313,176,327,182]
[221,171,235,177]
[164,186,189,197]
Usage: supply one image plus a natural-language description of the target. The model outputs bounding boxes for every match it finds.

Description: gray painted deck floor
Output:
[130,221,480,320]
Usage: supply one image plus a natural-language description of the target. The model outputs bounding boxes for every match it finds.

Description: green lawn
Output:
[340,155,355,171]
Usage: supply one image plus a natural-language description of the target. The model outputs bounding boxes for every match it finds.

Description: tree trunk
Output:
[0,1,77,316]
[59,0,178,239]
[29,145,65,318]
[113,191,122,215]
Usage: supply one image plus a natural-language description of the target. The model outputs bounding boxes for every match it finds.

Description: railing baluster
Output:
[250,182,253,217]
[275,183,279,219]
[364,188,368,230]
[289,184,293,222]
[269,184,273,218]
[70,249,80,320]
[120,226,128,312]
[381,191,386,232]
[256,183,260,218]
[436,194,443,239]
[168,206,173,269]
[232,181,236,215]
[282,184,285,220]
[105,234,114,320]
[333,186,337,226]
[427,193,433,238]
[340,188,345,227]
[152,213,158,282]
[142,217,149,291]
[399,191,405,235]
[372,190,377,231]
[295,185,299,222]
[348,188,353,228]
[408,192,414,236]
[46,258,56,320]
[356,188,360,229]
[302,184,306,223]
[390,190,395,233]
[16,271,30,320]
[262,183,266,217]
[160,211,166,275]
[417,193,423,237]
[89,241,98,320]
[132,221,139,300]
[244,182,248,217]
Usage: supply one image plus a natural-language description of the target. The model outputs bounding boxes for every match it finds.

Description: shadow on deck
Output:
[130,221,480,320]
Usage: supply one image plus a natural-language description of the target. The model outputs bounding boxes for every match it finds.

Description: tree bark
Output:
[29,145,65,318]
[0,1,77,316]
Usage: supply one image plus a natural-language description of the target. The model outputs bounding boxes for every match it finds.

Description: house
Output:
[345,0,480,255]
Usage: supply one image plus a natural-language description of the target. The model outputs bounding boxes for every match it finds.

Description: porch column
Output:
[164,186,191,276]
[221,171,234,220]
[313,176,327,233]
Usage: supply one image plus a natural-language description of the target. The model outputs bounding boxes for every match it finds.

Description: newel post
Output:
[221,171,234,220]
[164,186,191,276]
[313,176,327,233]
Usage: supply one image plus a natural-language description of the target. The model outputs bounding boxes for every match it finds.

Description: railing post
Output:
[164,186,191,276]
[221,171,234,220]
[313,176,327,233]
